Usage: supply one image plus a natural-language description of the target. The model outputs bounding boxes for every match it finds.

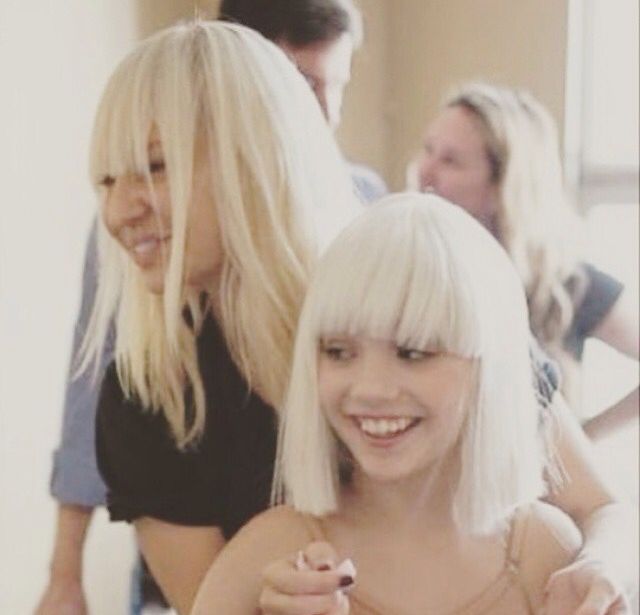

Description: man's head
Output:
[219,0,363,130]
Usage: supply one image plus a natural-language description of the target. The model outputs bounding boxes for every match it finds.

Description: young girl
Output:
[192,193,584,614]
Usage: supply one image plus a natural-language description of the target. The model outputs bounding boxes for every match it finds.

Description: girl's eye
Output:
[149,160,165,174]
[98,175,115,188]
[397,347,434,361]
[320,342,353,361]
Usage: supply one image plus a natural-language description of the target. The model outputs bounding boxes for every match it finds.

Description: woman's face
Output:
[417,106,499,229]
[318,335,472,484]
[101,131,223,294]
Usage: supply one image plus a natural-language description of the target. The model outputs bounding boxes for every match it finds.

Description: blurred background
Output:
[0,0,637,612]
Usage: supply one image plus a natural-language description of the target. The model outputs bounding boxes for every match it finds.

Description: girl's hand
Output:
[543,558,630,615]
[259,541,354,615]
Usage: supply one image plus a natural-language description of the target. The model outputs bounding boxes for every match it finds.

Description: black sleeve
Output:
[95,363,227,526]
[565,263,624,358]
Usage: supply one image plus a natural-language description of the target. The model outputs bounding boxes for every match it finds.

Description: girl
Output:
[192,193,590,613]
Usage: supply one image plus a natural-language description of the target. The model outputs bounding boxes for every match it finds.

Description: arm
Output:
[36,223,111,615]
[591,288,639,360]
[543,394,638,613]
[34,505,93,615]
[586,287,639,440]
[135,518,225,615]
[582,387,639,440]
[519,502,582,613]
[192,507,325,615]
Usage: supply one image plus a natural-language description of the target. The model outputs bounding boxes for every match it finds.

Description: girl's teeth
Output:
[357,417,414,437]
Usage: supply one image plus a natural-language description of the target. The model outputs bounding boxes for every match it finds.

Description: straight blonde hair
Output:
[275,193,548,535]
[444,83,584,366]
[83,21,360,447]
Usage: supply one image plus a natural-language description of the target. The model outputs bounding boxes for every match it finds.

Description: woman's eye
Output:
[397,347,433,361]
[98,175,115,188]
[149,160,165,174]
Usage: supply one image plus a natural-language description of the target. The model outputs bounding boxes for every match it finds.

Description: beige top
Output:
[298,506,543,615]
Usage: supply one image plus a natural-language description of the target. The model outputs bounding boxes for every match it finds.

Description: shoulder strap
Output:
[504,505,537,614]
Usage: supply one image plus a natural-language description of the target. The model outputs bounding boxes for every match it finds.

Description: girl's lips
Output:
[350,416,422,444]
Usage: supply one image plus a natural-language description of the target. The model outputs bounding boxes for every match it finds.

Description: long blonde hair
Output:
[83,21,359,447]
[444,83,584,363]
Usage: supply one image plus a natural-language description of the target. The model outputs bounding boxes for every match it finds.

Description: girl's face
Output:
[318,335,472,484]
[417,106,499,229]
[101,131,223,294]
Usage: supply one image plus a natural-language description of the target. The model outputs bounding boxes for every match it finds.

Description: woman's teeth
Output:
[355,417,417,438]
[133,239,160,254]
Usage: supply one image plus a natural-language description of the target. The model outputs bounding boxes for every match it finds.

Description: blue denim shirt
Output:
[50,223,113,507]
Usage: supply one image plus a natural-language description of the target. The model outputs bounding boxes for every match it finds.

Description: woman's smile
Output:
[126,234,171,267]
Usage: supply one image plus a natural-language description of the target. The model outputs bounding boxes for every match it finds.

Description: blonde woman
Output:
[193,193,590,613]
[87,21,359,613]
[412,82,638,441]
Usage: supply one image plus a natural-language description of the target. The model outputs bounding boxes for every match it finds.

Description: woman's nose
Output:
[418,155,436,190]
[103,174,150,232]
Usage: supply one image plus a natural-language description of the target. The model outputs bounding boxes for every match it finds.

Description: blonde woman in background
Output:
[411,82,638,441]
[85,20,359,614]
[194,193,599,613]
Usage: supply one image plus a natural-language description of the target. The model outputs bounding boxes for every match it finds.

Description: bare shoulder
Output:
[524,501,582,555]
[192,505,313,614]
[235,504,313,543]
[518,501,583,609]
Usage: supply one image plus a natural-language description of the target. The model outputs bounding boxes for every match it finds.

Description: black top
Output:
[96,316,277,539]
[564,263,623,360]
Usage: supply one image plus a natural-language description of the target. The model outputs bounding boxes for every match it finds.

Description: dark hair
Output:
[219,0,362,47]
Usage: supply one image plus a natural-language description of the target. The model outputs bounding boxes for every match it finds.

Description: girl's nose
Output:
[349,352,400,406]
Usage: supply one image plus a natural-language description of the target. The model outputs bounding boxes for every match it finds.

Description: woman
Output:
[85,20,359,613]
[193,193,586,613]
[412,82,638,440]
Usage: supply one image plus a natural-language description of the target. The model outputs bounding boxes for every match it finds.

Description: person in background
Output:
[192,194,625,614]
[410,82,638,441]
[35,224,115,615]
[36,2,384,613]
[219,0,388,203]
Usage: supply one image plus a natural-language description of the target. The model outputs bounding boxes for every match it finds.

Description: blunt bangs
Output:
[308,195,482,358]
[90,25,201,191]
[90,47,156,186]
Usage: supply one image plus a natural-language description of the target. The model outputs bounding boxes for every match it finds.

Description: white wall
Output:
[0,2,138,612]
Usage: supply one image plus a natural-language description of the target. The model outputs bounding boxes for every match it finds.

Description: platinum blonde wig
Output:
[84,21,359,447]
[444,83,584,364]
[275,193,547,534]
